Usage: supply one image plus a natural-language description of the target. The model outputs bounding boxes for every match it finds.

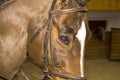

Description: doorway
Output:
[85,20,108,59]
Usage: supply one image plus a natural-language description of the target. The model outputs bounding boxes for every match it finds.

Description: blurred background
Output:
[85,0,120,80]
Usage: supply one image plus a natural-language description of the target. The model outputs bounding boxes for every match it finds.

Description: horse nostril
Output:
[59,35,70,45]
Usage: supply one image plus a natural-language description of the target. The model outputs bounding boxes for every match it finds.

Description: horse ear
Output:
[82,0,90,4]
[76,0,90,6]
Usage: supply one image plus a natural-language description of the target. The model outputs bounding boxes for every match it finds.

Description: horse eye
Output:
[59,35,70,45]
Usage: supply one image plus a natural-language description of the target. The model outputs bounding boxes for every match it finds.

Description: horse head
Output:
[28,0,89,80]
[43,0,89,80]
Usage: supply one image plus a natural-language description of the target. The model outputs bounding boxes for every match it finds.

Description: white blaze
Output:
[76,21,86,77]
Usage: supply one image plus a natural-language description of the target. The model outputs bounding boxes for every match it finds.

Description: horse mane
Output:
[0,0,16,10]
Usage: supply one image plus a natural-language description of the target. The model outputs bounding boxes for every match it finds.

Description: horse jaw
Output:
[76,21,86,77]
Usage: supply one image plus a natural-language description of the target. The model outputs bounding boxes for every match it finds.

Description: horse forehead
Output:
[60,14,78,23]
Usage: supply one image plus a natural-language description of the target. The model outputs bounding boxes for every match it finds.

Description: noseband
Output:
[27,0,87,80]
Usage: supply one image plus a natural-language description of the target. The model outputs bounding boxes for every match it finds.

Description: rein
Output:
[27,0,87,80]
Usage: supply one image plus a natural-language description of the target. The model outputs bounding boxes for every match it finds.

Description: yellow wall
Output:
[87,0,120,11]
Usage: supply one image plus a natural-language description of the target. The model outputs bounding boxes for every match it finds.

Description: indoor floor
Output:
[85,59,120,80]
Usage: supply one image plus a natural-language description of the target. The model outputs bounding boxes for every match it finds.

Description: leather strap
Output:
[50,7,87,14]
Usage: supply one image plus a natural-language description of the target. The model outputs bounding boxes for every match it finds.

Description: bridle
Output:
[27,0,87,80]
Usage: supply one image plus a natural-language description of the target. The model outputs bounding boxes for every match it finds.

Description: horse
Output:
[0,0,91,80]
